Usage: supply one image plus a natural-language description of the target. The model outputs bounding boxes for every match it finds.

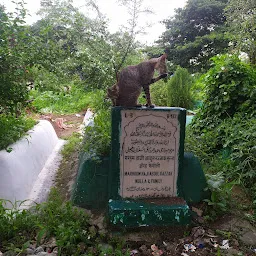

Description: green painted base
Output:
[71,153,110,209]
[108,199,191,228]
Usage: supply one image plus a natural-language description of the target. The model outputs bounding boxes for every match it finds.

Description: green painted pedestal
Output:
[108,199,191,228]
[72,106,209,229]
[108,107,193,228]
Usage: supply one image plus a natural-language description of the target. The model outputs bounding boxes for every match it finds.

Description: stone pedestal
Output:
[72,106,208,225]
[108,107,191,227]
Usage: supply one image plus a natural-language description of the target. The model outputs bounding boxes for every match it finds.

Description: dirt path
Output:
[39,109,86,139]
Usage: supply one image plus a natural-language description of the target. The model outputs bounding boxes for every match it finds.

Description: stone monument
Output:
[108,107,192,227]
[72,106,208,227]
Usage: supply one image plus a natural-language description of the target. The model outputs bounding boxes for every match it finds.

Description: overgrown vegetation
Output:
[0,115,36,151]
[167,67,194,109]
[0,189,130,255]
[83,92,112,158]
[186,54,256,217]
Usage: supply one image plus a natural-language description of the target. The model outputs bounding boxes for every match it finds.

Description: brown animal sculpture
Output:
[107,54,168,107]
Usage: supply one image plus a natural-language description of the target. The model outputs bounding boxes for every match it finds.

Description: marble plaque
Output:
[120,110,180,198]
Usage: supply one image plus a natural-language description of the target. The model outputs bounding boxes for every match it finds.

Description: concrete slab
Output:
[0,120,64,204]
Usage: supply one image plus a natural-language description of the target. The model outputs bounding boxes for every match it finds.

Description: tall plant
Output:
[0,4,32,115]
[167,66,194,109]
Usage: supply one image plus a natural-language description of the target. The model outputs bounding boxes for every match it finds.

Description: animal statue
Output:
[107,54,168,107]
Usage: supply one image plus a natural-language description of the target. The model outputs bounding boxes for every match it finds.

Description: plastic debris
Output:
[184,244,197,252]
[163,241,168,246]
[181,253,189,256]
[252,248,256,253]
[219,240,230,250]
[130,249,139,255]
[75,114,81,117]
[55,118,67,129]
[197,241,205,249]
[151,244,163,256]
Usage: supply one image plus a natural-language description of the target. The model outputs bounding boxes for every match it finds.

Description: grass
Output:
[30,87,106,114]
[61,132,82,158]
[0,189,130,256]
[0,114,36,151]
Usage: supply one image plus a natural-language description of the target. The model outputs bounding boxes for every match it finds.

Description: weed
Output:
[31,87,106,114]
[83,108,111,158]
[186,54,256,205]
[203,172,237,220]
[0,114,36,150]
[61,132,82,158]
[0,189,130,255]
[0,199,38,251]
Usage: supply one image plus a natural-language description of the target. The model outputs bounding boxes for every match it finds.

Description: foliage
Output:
[186,54,256,199]
[150,80,168,106]
[193,54,256,120]
[0,200,38,250]
[225,0,256,64]
[0,114,36,151]
[111,0,153,73]
[28,66,68,92]
[31,87,104,114]
[61,132,82,158]
[0,4,32,115]
[83,108,111,159]
[81,89,112,158]
[158,0,230,72]
[30,0,115,90]
[167,67,194,109]
[204,173,236,220]
[0,189,130,255]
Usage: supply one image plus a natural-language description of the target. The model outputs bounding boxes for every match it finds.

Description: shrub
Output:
[83,108,111,158]
[83,93,112,158]
[0,114,36,150]
[0,4,33,115]
[167,66,194,109]
[31,87,105,114]
[150,80,168,106]
[186,54,256,198]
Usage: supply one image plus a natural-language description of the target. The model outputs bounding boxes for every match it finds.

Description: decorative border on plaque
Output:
[120,110,180,198]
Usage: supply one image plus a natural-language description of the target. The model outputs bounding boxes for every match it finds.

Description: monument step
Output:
[108,198,191,228]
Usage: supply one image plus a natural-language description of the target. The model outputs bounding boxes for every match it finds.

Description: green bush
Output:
[0,114,36,150]
[150,80,168,106]
[31,87,105,114]
[0,4,33,115]
[28,66,67,92]
[167,66,194,109]
[186,54,256,198]
[83,108,111,158]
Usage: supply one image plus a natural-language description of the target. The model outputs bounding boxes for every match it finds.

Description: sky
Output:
[1,0,187,45]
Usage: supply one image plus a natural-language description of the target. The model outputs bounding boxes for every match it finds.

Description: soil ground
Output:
[40,111,256,256]
[39,110,86,139]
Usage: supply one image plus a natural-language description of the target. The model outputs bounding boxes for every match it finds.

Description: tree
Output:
[0,3,33,115]
[167,66,194,109]
[225,0,256,64]
[158,0,230,72]
[30,0,115,89]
